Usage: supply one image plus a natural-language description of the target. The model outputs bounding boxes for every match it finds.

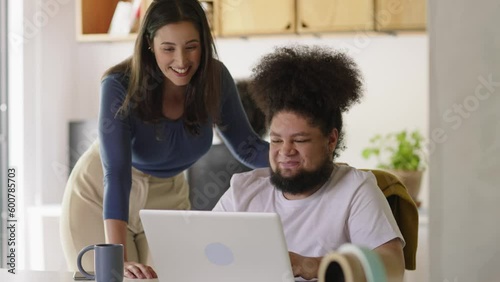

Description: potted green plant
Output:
[362,130,425,206]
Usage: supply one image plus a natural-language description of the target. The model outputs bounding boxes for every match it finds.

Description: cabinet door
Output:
[375,0,426,30]
[138,0,218,35]
[77,0,142,42]
[200,0,220,36]
[219,0,295,36]
[297,0,373,33]
[78,0,121,35]
[76,0,213,42]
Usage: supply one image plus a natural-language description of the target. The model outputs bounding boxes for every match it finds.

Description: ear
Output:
[328,128,339,154]
[146,36,154,52]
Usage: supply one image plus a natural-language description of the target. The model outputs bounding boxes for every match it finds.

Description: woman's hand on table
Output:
[124,261,157,279]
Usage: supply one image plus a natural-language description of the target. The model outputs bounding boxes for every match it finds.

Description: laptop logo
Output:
[204,242,234,266]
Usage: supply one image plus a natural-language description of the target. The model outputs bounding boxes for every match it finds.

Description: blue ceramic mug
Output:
[77,244,124,282]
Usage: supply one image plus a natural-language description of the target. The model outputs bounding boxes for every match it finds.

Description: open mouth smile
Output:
[170,66,190,76]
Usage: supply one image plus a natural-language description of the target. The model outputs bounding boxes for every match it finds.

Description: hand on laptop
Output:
[124,261,158,279]
[289,252,322,281]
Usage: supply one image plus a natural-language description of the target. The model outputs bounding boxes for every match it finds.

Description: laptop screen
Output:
[140,210,296,282]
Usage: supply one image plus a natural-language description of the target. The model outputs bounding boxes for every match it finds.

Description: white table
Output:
[0,269,158,282]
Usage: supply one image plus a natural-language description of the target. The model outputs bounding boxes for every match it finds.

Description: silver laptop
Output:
[140,209,295,282]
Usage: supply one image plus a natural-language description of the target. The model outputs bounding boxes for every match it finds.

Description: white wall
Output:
[214,34,429,167]
[429,0,500,281]
[14,0,428,271]
[72,33,430,206]
[72,33,430,210]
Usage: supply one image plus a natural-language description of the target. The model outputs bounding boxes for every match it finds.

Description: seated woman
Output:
[213,45,405,281]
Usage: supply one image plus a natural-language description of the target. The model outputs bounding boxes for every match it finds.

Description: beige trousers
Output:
[60,141,190,271]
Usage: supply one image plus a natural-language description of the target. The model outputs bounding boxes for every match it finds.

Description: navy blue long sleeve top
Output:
[98,62,269,221]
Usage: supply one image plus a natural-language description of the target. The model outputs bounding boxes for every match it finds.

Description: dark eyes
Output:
[162,46,198,52]
[271,139,309,143]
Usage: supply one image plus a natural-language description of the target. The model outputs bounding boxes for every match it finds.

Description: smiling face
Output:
[269,111,338,196]
[151,21,202,87]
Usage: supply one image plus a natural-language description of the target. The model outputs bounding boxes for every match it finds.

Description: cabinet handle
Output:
[301,21,308,29]
[285,23,292,30]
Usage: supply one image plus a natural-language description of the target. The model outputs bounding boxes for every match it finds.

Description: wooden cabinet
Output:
[76,0,425,42]
[77,0,134,42]
[297,0,373,33]
[76,0,216,42]
[199,0,220,36]
[218,0,295,36]
[375,0,427,31]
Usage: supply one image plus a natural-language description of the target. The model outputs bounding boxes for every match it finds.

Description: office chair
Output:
[362,169,419,270]
[187,143,252,210]
[187,80,265,210]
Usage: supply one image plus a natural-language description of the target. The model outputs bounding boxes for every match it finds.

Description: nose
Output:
[279,141,296,156]
[175,49,187,66]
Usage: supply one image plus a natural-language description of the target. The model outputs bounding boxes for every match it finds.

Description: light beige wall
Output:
[429,0,500,281]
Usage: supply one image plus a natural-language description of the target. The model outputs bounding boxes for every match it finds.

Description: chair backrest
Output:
[187,143,252,210]
[362,169,419,270]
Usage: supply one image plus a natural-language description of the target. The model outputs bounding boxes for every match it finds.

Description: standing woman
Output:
[60,0,269,279]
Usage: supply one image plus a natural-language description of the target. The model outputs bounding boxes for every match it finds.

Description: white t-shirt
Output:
[213,165,404,257]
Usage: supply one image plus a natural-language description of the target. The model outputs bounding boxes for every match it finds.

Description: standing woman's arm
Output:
[215,63,270,168]
[98,74,133,247]
[99,74,157,279]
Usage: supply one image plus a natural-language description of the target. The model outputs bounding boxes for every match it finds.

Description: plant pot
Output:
[386,169,423,207]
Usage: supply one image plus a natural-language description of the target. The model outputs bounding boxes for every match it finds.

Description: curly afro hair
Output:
[249,45,363,158]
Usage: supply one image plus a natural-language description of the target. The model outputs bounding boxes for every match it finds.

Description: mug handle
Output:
[77,245,96,280]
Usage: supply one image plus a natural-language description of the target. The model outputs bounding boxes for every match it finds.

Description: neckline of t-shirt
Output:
[275,165,338,207]
[160,116,183,123]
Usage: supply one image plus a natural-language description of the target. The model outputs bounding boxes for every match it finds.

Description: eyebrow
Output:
[269,132,310,137]
[160,39,200,45]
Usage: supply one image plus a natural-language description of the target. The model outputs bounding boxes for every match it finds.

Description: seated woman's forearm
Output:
[374,238,405,282]
[289,252,322,280]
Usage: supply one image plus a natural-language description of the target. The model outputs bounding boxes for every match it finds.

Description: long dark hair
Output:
[103,0,221,135]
